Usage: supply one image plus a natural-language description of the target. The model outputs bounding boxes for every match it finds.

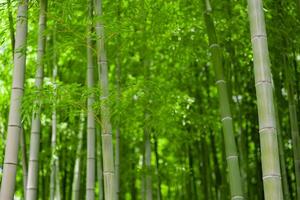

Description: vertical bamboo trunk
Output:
[202,1,244,199]
[114,2,121,199]
[274,97,291,200]
[72,113,84,200]
[141,153,146,200]
[97,127,104,200]
[210,132,222,200]
[20,127,28,198]
[95,0,115,199]
[115,30,121,200]
[247,0,283,199]
[145,131,153,200]
[284,58,300,200]
[0,0,28,199]
[50,29,61,200]
[131,163,137,200]
[115,128,120,200]
[26,0,47,199]
[86,0,96,198]
[188,145,198,200]
[115,55,121,200]
[55,158,61,200]
[50,109,57,200]
[154,136,162,200]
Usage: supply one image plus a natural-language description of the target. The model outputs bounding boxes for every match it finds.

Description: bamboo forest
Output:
[1,0,300,199]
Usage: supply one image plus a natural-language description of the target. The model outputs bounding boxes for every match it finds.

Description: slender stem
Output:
[95,0,115,198]
[20,127,28,198]
[86,0,96,198]
[26,0,47,199]
[247,0,283,199]
[72,112,84,200]
[202,1,244,199]
[0,0,28,198]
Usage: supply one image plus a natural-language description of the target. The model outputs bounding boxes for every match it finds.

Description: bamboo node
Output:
[262,174,281,180]
[226,155,238,160]
[221,116,232,122]
[251,34,267,41]
[216,80,226,85]
[12,86,24,91]
[259,127,276,133]
[255,80,272,87]
[209,43,219,48]
[232,196,244,200]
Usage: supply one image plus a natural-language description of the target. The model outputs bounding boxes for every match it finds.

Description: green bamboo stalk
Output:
[95,0,115,198]
[115,0,121,195]
[0,0,28,198]
[50,27,61,200]
[284,57,300,200]
[115,18,121,200]
[26,0,47,199]
[274,96,291,200]
[145,130,153,200]
[86,0,96,198]
[96,126,104,200]
[154,136,162,200]
[20,127,28,198]
[72,112,84,200]
[247,0,283,199]
[202,1,244,199]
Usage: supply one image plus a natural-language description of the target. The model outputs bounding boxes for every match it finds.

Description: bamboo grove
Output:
[0,0,300,199]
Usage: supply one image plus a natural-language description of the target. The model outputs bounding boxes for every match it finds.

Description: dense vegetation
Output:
[0,0,300,199]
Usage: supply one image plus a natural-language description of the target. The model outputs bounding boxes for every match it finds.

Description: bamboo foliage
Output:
[26,0,47,199]
[0,0,28,199]
[1,0,300,199]
[95,0,115,199]
[202,1,244,199]
[247,0,283,199]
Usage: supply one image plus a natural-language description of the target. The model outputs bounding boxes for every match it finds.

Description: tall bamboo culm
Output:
[72,112,84,200]
[202,1,244,199]
[247,0,283,199]
[97,126,104,200]
[0,0,28,199]
[284,57,300,200]
[50,28,61,200]
[20,127,28,197]
[95,0,115,198]
[26,0,47,199]
[86,0,96,198]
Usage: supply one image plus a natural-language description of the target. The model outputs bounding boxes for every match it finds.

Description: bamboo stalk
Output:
[20,127,28,198]
[202,1,244,199]
[86,0,96,197]
[284,56,300,200]
[95,0,115,198]
[26,0,47,199]
[247,0,283,199]
[0,0,28,198]
[50,27,60,200]
[72,112,84,200]
[97,126,104,200]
